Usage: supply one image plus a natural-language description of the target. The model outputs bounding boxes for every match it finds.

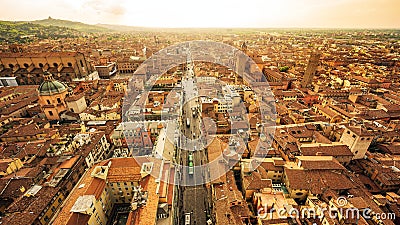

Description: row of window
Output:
[112,182,134,186]
[46,98,63,105]
[7,62,74,68]
[346,130,371,140]
[42,197,63,222]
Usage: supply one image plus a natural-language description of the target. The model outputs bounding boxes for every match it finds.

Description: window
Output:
[80,60,84,67]
[48,111,54,116]
[39,63,44,67]
[47,100,51,104]
[8,64,14,68]
[57,98,62,103]
[70,108,74,113]
[53,63,58,67]
[68,62,73,67]
[347,131,350,134]
[352,134,356,138]
[24,63,29,68]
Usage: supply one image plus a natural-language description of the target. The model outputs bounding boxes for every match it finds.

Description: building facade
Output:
[37,72,69,120]
[0,52,92,85]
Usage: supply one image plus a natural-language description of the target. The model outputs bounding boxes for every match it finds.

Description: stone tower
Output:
[301,52,321,88]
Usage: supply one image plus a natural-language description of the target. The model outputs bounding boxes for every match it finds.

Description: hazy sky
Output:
[0,0,399,28]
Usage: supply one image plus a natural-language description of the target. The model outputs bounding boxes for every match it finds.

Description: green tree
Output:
[279,66,290,72]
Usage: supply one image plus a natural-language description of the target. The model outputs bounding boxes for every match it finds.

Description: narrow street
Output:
[175,50,212,225]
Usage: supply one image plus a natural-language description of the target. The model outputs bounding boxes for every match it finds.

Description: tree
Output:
[279,66,289,72]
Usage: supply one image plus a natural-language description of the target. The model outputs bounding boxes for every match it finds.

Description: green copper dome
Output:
[38,72,68,95]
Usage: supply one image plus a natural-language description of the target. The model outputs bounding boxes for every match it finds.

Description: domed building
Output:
[38,71,69,120]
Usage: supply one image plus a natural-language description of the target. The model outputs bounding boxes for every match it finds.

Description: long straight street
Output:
[176,53,212,225]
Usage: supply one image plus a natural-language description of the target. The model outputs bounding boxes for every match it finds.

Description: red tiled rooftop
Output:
[66,213,90,225]
[85,177,106,200]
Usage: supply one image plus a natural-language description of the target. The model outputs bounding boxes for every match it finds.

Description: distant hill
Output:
[32,17,112,33]
[0,21,80,44]
[96,23,148,32]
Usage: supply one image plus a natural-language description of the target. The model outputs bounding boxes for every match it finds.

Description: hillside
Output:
[96,23,148,32]
[0,21,80,44]
[32,17,112,33]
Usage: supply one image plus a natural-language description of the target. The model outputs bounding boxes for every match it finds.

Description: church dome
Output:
[38,71,68,95]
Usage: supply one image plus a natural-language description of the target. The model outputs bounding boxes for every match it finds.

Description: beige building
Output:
[79,109,121,121]
[65,93,87,114]
[95,62,117,78]
[53,157,164,225]
[339,125,374,159]
[153,125,175,161]
[0,52,92,85]
[0,158,23,177]
[117,56,144,74]
[37,72,69,120]
[283,156,354,202]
